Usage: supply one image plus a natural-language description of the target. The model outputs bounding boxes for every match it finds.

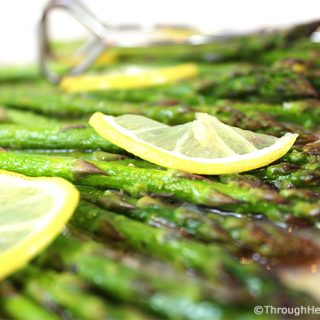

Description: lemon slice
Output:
[60,63,198,92]
[0,170,79,280]
[89,112,298,175]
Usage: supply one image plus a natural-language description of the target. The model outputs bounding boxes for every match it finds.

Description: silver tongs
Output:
[38,0,225,84]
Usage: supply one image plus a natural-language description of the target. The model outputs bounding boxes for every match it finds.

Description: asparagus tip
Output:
[74,160,106,176]
[207,190,239,206]
[60,124,88,132]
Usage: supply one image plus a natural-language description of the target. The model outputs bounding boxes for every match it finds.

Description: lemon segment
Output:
[60,63,198,92]
[89,112,298,175]
[0,170,79,280]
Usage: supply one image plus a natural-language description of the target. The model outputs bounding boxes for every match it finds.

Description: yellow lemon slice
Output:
[89,112,298,175]
[0,170,79,280]
[60,63,198,92]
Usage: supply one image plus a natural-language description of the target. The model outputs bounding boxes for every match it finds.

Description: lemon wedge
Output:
[60,63,198,92]
[89,112,298,175]
[0,170,79,280]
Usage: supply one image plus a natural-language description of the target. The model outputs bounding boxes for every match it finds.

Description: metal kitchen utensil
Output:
[38,0,230,84]
[39,0,319,84]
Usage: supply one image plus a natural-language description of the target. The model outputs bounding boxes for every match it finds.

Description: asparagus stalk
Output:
[72,200,318,307]
[269,54,320,93]
[0,65,40,83]
[11,147,319,201]
[283,148,320,166]
[16,267,156,320]
[14,149,128,161]
[19,149,319,183]
[1,66,318,118]
[78,186,319,262]
[257,162,320,190]
[0,281,60,320]
[13,150,162,170]
[110,20,320,62]
[0,106,61,128]
[78,185,229,242]
[211,99,320,129]
[0,103,300,144]
[41,236,246,319]
[0,125,122,152]
[86,68,318,103]
[39,234,293,319]
[200,69,318,103]
[72,200,234,276]
[0,151,318,221]
[0,83,318,146]
[1,119,314,155]
[1,85,318,147]
[257,39,320,66]
[0,85,197,121]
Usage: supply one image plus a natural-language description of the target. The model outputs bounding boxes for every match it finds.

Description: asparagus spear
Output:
[1,65,318,117]
[211,99,320,129]
[11,146,319,200]
[0,125,121,152]
[283,148,320,166]
[1,85,318,147]
[17,148,319,180]
[0,281,60,320]
[0,103,298,144]
[0,117,315,154]
[14,149,128,161]
[1,83,318,142]
[16,267,156,320]
[257,39,320,66]
[20,146,319,191]
[78,186,319,262]
[72,200,319,309]
[0,151,318,221]
[38,234,290,319]
[14,149,161,169]
[66,69,320,103]
[200,69,318,103]
[0,85,196,120]
[269,56,320,94]
[0,106,61,128]
[73,200,254,282]
[110,20,320,62]
[257,161,320,190]
[0,65,40,83]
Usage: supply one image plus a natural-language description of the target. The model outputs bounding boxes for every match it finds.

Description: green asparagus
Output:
[0,106,61,128]
[78,186,319,261]
[15,267,156,320]
[0,281,60,320]
[0,151,318,221]
[37,234,302,319]
[109,20,320,62]
[199,68,318,102]
[0,125,121,151]
[257,161,320,189]
[1,18,320,320]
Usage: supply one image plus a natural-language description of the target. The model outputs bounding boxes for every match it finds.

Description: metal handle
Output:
[38,0,109,84]
[38,0,225,83]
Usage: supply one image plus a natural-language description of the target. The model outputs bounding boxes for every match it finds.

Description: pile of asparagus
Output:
[0,20,320,320]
